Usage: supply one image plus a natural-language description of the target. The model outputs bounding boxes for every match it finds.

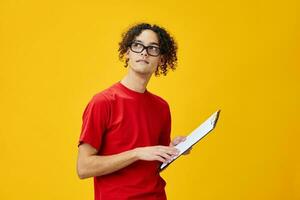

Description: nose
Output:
[140,48,148,56]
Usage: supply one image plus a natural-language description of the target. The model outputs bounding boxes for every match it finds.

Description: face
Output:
[125,29,163,76]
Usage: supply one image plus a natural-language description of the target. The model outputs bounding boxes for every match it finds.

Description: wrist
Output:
[131,148,140,161]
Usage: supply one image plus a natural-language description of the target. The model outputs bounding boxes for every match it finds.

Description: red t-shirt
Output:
[78,82,171,200]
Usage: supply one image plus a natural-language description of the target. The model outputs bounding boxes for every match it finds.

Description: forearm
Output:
[77,148,139,179]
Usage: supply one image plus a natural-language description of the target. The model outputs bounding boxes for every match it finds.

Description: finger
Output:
[178,136,186,142]
[160,146,179,155]
[160,151,175,162]
[172,137,181,145]
[177,136,186,139]
[172,136,187,146]
[154,155,167,163]
[157,148,177,159]
[159,146,177,152]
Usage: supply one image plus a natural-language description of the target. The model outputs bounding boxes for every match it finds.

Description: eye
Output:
[132,42,143,48]
[148,46,159,50]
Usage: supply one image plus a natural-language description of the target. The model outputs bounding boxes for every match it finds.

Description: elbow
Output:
[77,162,89,179]
[77,168,91,179]
[77,170,87,179]
[77,167,86,179]
[77,165,105,179]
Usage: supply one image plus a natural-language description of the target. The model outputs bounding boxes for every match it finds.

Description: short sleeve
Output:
[159,104,171,146]
[78,94,110,151]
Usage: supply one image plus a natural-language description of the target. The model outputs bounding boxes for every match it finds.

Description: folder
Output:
[160,110,221,170]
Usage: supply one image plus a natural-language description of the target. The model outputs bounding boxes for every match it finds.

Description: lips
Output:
[136,59,149,64]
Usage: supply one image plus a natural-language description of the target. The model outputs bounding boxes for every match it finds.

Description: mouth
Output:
[136,59,149,64]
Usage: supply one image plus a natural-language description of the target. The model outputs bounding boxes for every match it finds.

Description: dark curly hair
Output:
[118,23,178,76]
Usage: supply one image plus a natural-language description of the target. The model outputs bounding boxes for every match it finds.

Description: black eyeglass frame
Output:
[129,41,161,57]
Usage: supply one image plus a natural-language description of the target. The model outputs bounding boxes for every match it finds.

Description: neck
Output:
[120,68,152,93]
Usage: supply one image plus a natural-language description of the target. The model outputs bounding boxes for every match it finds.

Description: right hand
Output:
[134,145,180,163]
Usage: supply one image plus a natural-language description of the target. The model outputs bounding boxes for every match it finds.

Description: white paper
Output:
[160,110,220,170]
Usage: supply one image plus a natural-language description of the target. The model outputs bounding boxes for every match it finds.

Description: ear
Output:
[125,49,130,59]
[158,56,165,66]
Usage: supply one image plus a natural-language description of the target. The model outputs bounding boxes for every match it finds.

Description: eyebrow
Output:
[134,40,159,46]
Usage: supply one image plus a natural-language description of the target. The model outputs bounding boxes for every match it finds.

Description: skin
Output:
[77,29,191,179]
[122,29,164,93]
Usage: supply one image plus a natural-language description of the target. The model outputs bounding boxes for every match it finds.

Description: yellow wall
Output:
[1,0,299,199]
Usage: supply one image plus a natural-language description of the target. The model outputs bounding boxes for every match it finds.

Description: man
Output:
[77,23,190,200]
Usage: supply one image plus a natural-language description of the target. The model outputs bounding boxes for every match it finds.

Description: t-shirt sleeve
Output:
[78,95,110,151]
[159,104,171,146]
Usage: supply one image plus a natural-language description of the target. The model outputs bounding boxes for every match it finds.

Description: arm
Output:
[76,143,179,179]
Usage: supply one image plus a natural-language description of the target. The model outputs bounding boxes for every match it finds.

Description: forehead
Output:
[134,29,159,46]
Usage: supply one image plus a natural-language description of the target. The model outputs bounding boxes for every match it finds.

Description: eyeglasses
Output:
[129,42,161,57]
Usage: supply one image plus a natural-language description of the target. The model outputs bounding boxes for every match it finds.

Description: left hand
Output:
[170,136,192,155]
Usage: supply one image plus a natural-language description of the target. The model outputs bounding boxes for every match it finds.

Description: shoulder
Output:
[90,83,120,103]
[85,85,118,110]
[147,91,170,110]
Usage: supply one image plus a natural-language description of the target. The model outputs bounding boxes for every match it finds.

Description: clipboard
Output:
[160,110,221,171]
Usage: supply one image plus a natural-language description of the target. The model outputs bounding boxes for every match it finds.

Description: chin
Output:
[135,69,153,76]
[130,64,154,75]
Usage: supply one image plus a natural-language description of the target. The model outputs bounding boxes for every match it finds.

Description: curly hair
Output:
[118,23,178,76]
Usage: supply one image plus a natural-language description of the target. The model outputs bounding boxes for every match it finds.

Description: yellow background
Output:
[1,0,299,199]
